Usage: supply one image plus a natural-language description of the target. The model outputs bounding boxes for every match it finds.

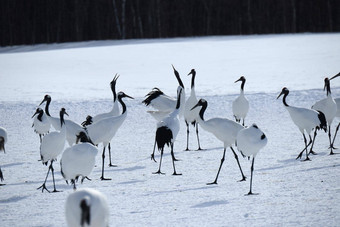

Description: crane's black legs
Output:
[328,126,335,155]
[195,123,203,150]
[186,121,203,151]
[37,163,51,193]
[302,134,311,161]
[207,148,227,185]
[246,157,258,195]
[230,147,246,181]
[153,148,165,175]
[100,146,111,180]
[171,143,182,175]
[37,160,60,193]
[108,143,117,167]
[151,136,157,162]
[71,179,77,190]
[296,133,312,160]
[0,167,3,182]
[308,130,318,155]
[50,160,60,192]
[185,121,190,151]
[331,123,340,151]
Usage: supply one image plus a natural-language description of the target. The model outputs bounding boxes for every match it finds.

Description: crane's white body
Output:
[198,117,243,147]
[143,66,186,119]
[157,107,180,143]
[65,188,109,227]
[0,126,8,152]
[285,105,325,135]
[32,108,51,137]
[236,124,267,195]
[145,89,186,119]
[148,93,177,112]
[146,110,171,122]
[237,124,267,158]
[86,112,127,147]
[92,100,120,122]
[60,143,98,182]
[232,89,249,123]
[40,120,66,162]
[312,95,337,125]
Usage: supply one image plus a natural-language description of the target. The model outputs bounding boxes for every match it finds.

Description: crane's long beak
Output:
[191,102,200,111]
[113,73,119,82]
[39,98,46,106]
[277,91,284,99]
[330,72,340,80]
[125,94,134,99]
[234,77,242,83]
[31,110,39,118]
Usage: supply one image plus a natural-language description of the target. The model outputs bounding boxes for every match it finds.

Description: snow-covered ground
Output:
[0,33,340,226]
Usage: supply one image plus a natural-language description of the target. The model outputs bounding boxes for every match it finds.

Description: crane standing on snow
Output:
[191,99,246,184]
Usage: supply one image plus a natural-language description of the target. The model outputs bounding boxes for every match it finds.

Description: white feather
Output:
[65,188,109,227]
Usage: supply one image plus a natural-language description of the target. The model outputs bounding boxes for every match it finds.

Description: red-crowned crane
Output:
[312,73,339,155]
[236,124,267,195]
[85,92,133,180]
[37,108,68,193]
[82,75,120,167]
[153,86,183,175]
[191,99,246,184]
[232,76,249,126]
[184,69,203,151]
[65,188,109,227]
[60,132,98,190]
[277,87,327,160]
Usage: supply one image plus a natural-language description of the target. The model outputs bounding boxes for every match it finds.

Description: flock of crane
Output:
[0,66,339,226]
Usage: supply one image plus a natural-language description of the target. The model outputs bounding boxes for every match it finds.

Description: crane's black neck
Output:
[118,96,127,114]
[37,110,43,122]
[44,98,51,116]
[240,78,246,91]
[198,102,207,121]
[282,92,289,107]
[176,89,182,109]
[59,110,66,127]
[191,70,196,89]
[325,80,331,96]
[111,83,117,102]
[174,68,184,88]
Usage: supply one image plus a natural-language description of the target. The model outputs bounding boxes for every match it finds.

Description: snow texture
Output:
[0,33,340,226]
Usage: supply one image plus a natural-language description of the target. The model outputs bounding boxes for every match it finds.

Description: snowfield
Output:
[0,33,340,226]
